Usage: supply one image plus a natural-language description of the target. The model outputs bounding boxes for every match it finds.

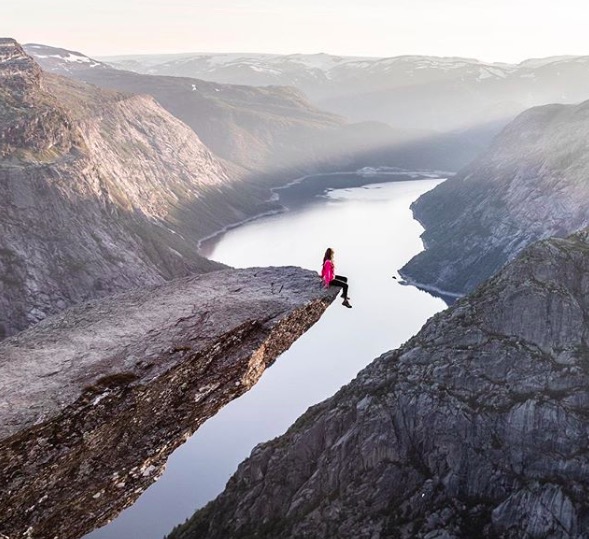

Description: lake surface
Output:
[86,175,447,539]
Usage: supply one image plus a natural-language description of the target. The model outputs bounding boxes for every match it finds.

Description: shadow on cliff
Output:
[0,166,271,340]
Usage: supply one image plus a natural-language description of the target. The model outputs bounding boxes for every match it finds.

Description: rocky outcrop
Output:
[0,38,73,161]
[171,232,589,538]
[0,39,272,339]
[0,37,42,94]
[0,266,336,539]
[401,100,589,296]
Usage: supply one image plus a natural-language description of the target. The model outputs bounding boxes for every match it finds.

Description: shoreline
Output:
[274,167,454,192]
[397,195,460,302]
[197,207,287,252]
[198,168,450,256]
[397,270,463,304]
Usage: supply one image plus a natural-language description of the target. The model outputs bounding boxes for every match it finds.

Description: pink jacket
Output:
[321,259,334,287]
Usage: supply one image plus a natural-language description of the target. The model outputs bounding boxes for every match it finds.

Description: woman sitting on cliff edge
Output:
[321,248,352,308]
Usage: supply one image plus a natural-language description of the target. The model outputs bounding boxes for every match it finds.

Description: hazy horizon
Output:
[89,51,579,66]
[7,0,589,64]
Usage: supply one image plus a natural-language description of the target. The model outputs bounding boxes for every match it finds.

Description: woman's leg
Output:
[333,275,349,297]
[329,278,349,298]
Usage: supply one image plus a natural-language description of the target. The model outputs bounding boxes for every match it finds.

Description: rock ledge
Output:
[0,266,336,539]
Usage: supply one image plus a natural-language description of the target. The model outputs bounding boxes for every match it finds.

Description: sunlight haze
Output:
[6,0,589,61]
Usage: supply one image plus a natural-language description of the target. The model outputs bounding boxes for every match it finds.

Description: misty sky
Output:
[6,0,589,62]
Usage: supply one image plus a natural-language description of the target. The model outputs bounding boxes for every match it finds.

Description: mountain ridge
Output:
[400,98,589,297]
[95,50,589,136]
[25,42,484,174]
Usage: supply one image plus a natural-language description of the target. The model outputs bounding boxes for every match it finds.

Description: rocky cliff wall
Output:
[0,40,270,339]
[172,232,589,539]
[0,266,336,539]
[400,100,589,297]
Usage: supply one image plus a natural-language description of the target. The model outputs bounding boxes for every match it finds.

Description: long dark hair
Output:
[323,248,334,264]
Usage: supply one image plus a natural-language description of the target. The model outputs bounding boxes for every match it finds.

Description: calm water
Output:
[86,176,447,539]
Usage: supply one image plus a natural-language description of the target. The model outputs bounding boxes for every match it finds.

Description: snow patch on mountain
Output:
[37,52,97,65]
[24,44,104,70]
[285,53,369,70]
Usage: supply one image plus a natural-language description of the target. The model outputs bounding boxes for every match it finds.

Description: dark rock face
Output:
[0,266,336,539]
[0,40,272,339]
[172,233,589,539]
[401,100,589,297]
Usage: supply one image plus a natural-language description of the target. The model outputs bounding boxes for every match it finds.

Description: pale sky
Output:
[5,0,589,63]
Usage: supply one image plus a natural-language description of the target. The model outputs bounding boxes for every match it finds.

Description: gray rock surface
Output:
[171,232,589,539]
[401,100,589,296]
[0,265,336,539]
[0,39,270,339]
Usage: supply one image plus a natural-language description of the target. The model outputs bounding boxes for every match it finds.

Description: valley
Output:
[3,12,589,538]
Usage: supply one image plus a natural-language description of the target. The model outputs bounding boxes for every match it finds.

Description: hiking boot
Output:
[342,299,352,308]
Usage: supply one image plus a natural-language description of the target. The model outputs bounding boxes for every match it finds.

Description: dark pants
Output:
[329,275,349,298]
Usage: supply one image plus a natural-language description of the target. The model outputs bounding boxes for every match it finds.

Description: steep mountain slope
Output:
[100,52,589,134]
[25,44,346,175]
[400,99,589,296]
[0,266,336,539]
[0,38,265,339]
[26,44,480,173]
[170,230,589,539]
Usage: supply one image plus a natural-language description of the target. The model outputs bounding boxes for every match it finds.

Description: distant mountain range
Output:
[24,44,501,173]
[95,51,589,136]
[24,44,346,176]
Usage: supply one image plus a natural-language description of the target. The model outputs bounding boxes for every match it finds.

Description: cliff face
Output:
[172,232,589,539]
[0,266,336,539]
[400,100,589,296]
[0,39,270,339]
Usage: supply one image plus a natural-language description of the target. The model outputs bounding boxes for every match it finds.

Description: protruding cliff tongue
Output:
[0,266,337,539]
